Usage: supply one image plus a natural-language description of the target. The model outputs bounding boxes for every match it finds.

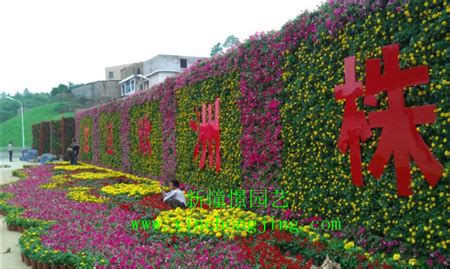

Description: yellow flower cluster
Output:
[91,166,153,182]
[71,172,123,180]
[344,241,355,250]
[53,163,98,171]
[154,207,274,238]
[67,187,107,203]
[53,162,153,182]
[40,174,71,189]
[100,182,162,196]
[51,161,70,165]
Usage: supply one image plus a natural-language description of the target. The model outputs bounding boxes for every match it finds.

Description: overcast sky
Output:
[0,0,324,95]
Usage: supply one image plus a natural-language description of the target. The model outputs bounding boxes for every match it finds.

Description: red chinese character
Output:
[335,56,372,187]
[83,126,90,153]
[138,116,152,155]
[189,98,221,172]
[106,123,114,155]
[365,44,443,196]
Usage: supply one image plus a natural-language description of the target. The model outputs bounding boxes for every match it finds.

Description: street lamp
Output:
[0,95,25,148]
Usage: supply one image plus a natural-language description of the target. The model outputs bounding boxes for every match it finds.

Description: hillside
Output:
[0,102,74,148]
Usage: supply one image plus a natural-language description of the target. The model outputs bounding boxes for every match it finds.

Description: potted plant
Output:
[37,249,52,269]
[25,255,32,266]
[31,259,38,269]
[51,252,68,269]
[66,253,80,269]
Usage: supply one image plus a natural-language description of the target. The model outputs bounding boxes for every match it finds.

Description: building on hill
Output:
[70,80,121,104]
[118,55,205,96]
[105,64,131,81]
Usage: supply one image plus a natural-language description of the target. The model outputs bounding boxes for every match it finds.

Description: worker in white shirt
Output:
[161,180,187,209]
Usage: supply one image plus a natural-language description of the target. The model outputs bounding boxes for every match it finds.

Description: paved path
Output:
[0,157,34,269]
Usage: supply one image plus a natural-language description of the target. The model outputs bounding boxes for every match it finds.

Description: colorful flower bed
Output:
[2,163,443,267]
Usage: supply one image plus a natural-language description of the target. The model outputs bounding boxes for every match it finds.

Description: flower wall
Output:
[61,117,75,161]
[75,78,177,182]
[279,0,448,258]
[39,121,50,155]
[31,117,75,159]
[49,120,61,156]
[129,100,163,177]
[75,0,448,262]
[236,32,285,212]
[98,111,121,169]
[31,123,40,150]
[77,116,93,162]
[175,73,242,191]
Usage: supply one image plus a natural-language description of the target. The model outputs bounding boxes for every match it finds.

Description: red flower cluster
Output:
[140,194,171,210]
[106,123,114,155]
[138,116,152,156]
[83,126,90,153]
[238,232,312,269]
[118,203,132,211]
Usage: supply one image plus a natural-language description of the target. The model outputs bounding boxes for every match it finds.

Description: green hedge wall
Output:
[31,123,40,151]
[39,121,50,155]
[49,120,61,156]
[61,117,75,161]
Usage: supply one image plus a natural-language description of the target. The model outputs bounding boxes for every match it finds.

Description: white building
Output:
[118,55,205,96]
[105,64,130,81]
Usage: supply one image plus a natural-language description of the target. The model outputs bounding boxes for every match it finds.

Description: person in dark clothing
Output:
[67,148,74,165]
[8,141,13,162]
[70,138,80,165]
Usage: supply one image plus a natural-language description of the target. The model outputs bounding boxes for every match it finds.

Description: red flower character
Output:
[138,116,152,155]
[189,98,221,172]
[83,126,90,153]
[335,56,372,186]
[365,44,443,196]
[106,123,114,155]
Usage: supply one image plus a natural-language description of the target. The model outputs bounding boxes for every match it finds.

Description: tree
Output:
[210,35,240,56]
[23,88,32,97]
[51,84,70,96]
[223,35,240,49]
[210,42,223,57]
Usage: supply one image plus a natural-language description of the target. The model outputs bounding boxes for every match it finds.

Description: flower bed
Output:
[1,163,432,267]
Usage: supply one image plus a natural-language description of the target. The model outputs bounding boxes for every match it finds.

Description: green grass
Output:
[0,102,74,148]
